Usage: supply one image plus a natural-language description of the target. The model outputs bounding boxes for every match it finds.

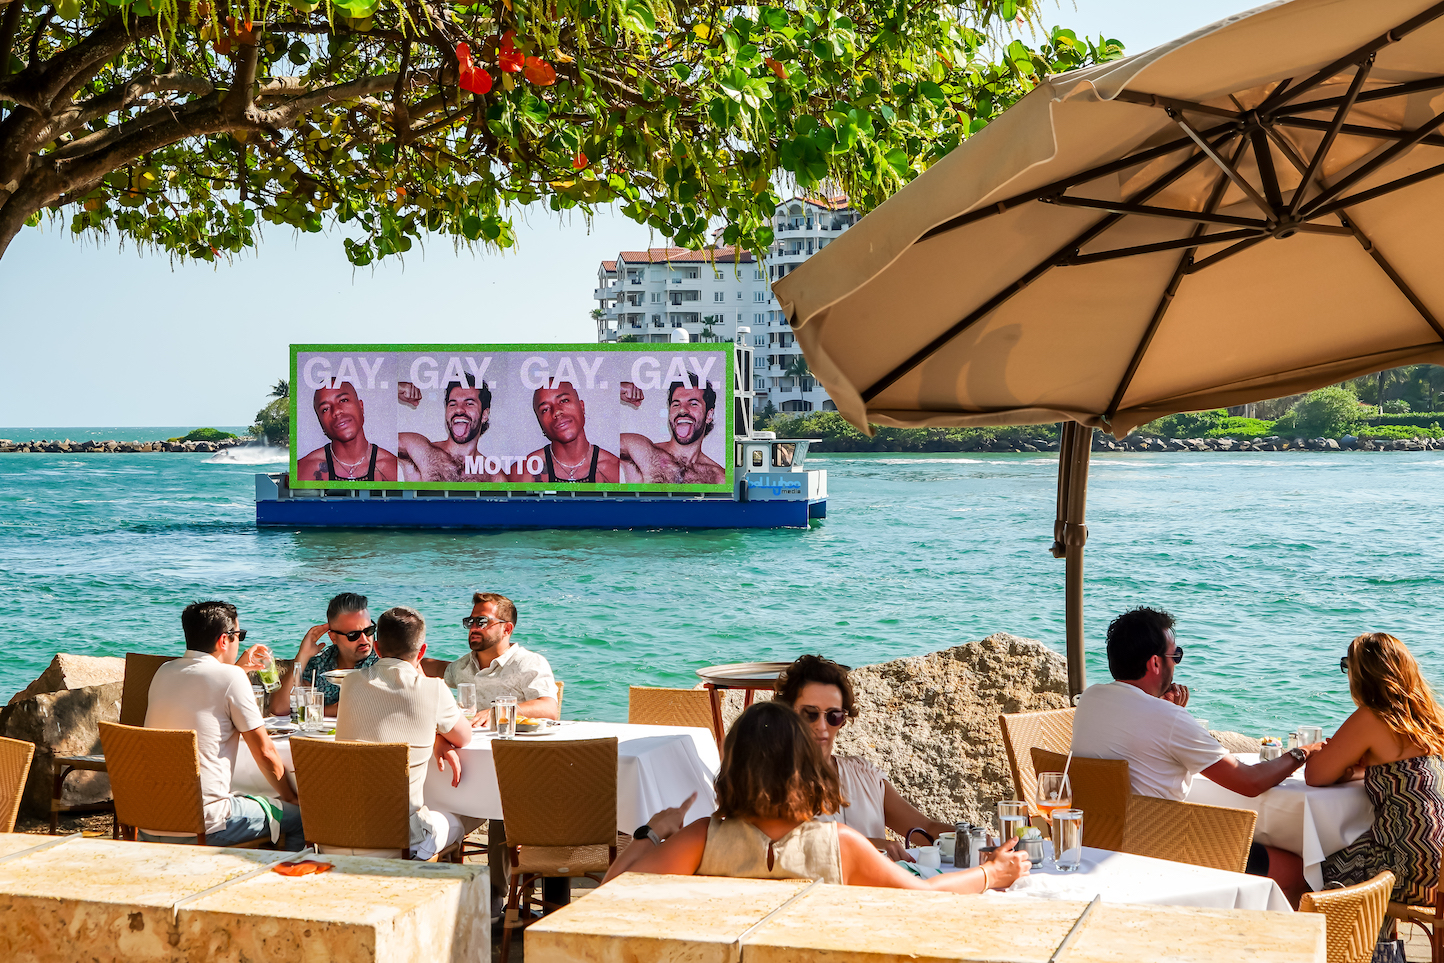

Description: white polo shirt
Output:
[1070,680,1227,801]
[443,643,558,706]
[144,649,265,834]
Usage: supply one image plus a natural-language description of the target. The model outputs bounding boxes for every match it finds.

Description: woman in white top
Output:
[605,701,1029,893]
[776,655,957,861]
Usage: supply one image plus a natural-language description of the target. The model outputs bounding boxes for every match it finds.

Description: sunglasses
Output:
[228,629,248,642]
[1340,655,1350,674]
[462,615,509,629]
[329,623,377,642]
[1166,646,1184,664]
[798,707,849,727]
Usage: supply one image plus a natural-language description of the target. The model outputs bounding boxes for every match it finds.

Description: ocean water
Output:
[1,444,1441,741]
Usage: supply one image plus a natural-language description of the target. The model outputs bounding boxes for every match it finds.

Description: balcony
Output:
[593,286,617,300]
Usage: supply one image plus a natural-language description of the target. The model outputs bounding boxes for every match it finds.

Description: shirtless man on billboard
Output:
[395,375,506,482]
[512,382,621,483]
[619,375,726,484]
[297,382,399,481]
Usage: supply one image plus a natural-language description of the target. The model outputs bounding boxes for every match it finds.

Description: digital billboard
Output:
[289,344,733,492]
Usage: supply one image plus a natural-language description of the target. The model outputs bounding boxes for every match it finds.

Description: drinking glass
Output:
[252,684,267,718]
[457,683,479,724]
[996,800,1029,842]
[302,687,325,731]
[289,686,304,725]
[1036,773,1072,823]
[256,651,281,692]
[1297,725,1324,746]
[1053,809,1084,872]
[493,697,518,739]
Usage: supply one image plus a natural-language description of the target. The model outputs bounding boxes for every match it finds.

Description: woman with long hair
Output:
[604,701,1030,892]
[1306,632,1444,905]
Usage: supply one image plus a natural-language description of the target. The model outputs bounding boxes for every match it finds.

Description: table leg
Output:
[705,684,725,752]
[743,690,755,708]
[488,818,507,912]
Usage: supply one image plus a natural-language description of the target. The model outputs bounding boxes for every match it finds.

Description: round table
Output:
[695,662,794,747]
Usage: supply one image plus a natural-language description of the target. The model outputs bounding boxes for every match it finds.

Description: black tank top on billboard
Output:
[543,444,599,483]
[324,443,378,481]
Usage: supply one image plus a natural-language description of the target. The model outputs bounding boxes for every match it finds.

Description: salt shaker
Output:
[967,827,989,869]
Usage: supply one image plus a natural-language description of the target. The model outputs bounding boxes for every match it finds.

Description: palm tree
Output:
[784,355,813,390]
[270,379,289,400]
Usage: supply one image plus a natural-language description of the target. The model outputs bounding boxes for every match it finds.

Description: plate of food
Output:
[514,716,554,735]
[265,721,298,735]
[321,669,357,682]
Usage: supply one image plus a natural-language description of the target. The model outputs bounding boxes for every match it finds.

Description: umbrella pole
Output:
[1053,422,1094,701]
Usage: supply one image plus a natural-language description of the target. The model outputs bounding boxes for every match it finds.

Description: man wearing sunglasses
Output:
[443,592,559,723]
[269,592,381,718]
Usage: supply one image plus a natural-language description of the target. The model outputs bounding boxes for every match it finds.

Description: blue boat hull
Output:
[256,496,823,529]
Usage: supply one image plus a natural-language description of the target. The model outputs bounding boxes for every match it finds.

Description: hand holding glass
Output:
[997,800,1030,842]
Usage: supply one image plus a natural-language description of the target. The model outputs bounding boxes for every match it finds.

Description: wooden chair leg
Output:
[500,871,523,961]
[49,764,68,834]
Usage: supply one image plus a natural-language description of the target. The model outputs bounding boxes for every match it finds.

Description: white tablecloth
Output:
[236,720,721,834]
[919,845,1290,912]
[1186,753,1373,889]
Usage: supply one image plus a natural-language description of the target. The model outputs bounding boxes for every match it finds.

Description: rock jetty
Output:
[889,434,1442,454]
[0,437,248,453]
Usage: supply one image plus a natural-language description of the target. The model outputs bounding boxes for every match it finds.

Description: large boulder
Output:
[0,654,124,819]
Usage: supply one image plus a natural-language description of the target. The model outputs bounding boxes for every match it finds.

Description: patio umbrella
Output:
[771,0,1444,697]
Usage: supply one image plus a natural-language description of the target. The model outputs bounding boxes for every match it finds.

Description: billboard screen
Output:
[289,344,733,493]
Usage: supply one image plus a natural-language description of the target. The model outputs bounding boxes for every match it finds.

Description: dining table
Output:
[914,844,1292,912]
[1186,753,1373,890]
[234,719,721,833]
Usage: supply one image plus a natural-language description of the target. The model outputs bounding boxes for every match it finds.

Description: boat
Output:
[255,339,826,529]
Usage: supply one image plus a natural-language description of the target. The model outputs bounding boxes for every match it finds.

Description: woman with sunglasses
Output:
[1305,633,1444,910]
[269,592,380,717]
[605,701,1030,892]
[774,654,955,861]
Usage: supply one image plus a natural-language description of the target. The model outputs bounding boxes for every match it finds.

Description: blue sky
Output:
[0,0,1248,427]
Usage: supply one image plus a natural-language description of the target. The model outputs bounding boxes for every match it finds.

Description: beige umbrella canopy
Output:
[772,0,1444,696]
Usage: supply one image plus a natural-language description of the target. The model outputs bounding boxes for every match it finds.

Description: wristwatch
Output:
[1287,746,1307,765]
[634,824,664,846]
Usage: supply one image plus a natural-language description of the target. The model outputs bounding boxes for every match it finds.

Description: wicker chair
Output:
[51,653,178,833]
[1388,865,1444,963]
[628,686,719,739]
[99,721,267,847]
[1120,794,1257,873]
[0,736,35,833]
[290,737,462,862]
[1300,871,1395,963]
[1030,748,1130,851]
[999,708,1074,824]
[493,736,626,960]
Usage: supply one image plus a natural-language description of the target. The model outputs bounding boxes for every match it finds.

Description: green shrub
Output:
[1382,400,1412,414]
[1139,409,1228,437]
[251,398,289,445]
[1204,417,1275,439]
[182,427,237,442]
[1357,424,1444,440]
[1275,387,1370,437]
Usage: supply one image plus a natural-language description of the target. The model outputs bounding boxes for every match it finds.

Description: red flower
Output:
[456,42,494,95]
[523,56,556,86]
[498,31,524,73]
[573,151,588,170]
[765,57,787,80]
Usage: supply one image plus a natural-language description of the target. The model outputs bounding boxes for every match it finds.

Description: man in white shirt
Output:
[143,601,304,848]
[335,606,476,859]
[1071,606,1322,893]
[444,592,559,722]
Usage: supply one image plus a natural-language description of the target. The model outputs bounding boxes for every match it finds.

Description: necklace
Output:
[551,444,593,481]
[330,446,370,479]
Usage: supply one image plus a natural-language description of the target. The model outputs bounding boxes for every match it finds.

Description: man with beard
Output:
[297,381,399,481]
[396,375,506,482]
[618,374,726,484]
[269,592,381,718]
[511,382,621,483]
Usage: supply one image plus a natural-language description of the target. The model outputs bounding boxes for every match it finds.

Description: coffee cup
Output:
[937,832,956,861]
[914,845,942,869]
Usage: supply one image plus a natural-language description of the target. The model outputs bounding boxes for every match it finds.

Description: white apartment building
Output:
[594,195,857,416]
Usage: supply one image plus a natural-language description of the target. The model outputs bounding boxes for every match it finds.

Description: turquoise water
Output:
[1,446,1441,740]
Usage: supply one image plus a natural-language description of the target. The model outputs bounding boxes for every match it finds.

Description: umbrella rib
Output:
[1112,90,1241,120]
[859,133,1232,405]
[1275,116,1444,151]
[1064,229,1265,266]
[1310,159,1444,220]
[1252,127,1284,211]
[1171,110,1276,221]
[1103,143,1244,423]
[1286,56,1373,218]
[1184,234,1270,273]
[1257,0,1444,114]
[1299,107,1444,218]
[1047,196,1267,229]
[917,124,1234,242]
[1278,75,1444,118]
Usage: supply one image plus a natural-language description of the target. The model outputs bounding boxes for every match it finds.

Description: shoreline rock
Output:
[803,433,1444,454]
[0,437,252,454]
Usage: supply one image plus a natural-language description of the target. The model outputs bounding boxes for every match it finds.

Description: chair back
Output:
[120,653,178,727]
[628,687,718,738]
[1031,747,1130,851]
[0,736,35,833]
[99,722,205,837]
[1121,794,1257,873]
[1300,870,1395,963]
[291,738,412,850]
[999,708,1074,813]
[492,737,618,848]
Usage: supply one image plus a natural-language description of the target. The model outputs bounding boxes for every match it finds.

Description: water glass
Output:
[1297,725,1324,746]
[457,683,479,724]
[252,685,267,718]
[493,696,518,739]
[1053,809,1084,872]
[302,687,325,731]
[997,799,1030,841]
